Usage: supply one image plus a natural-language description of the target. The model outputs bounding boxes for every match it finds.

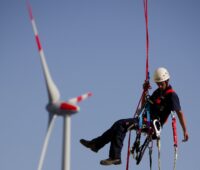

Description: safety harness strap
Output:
[165,88,175,95]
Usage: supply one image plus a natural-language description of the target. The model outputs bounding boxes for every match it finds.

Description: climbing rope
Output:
[144,0,149,81]
[157,138,161,170]
[148,140,153,170]
[125,0,150,170]
[172,113,178,170]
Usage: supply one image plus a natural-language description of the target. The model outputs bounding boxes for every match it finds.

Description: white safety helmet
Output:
[153,67,170,83]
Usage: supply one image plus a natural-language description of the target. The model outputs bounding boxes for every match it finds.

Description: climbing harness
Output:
[127,89,179,170]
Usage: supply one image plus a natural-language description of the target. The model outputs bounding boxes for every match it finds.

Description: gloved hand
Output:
[143,80,151,91]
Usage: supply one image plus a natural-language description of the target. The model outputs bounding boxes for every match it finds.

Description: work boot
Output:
[80,139,98,153]
[100,158,121,165]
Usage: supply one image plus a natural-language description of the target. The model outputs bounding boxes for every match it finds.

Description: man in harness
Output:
[80,67,189,165]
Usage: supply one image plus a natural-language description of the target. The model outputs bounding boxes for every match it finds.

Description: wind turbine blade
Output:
[27,1,60,103]
[37,114,57,170]
[68,92,92,104]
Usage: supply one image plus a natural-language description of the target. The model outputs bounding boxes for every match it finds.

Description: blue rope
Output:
[146,102,151,127]
[139,112,143,129]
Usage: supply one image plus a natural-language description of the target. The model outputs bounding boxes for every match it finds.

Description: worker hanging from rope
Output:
[79,67,189,166]
[79,0,188,167]
[126,1,189,169]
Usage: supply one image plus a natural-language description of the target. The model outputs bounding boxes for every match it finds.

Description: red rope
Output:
[144,0,149,81]
[126,0,149,170]
[172,116,178,147]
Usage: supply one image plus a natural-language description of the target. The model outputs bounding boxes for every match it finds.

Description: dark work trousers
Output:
[91,118,138,159]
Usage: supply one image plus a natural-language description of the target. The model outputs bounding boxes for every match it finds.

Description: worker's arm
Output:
[176,110,189,142]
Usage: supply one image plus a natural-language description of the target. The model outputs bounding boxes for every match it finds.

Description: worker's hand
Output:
[143,80,151,91]
[182,131,189,142]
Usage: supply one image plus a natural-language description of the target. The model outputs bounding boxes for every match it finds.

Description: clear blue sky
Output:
[0,0,200,170]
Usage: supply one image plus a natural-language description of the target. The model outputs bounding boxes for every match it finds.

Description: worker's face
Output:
[156,81,167,91]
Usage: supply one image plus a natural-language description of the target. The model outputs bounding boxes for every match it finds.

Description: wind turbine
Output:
[27,2,92,170]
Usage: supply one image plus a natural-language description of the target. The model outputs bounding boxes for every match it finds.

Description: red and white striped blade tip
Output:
[26,0,34,20]
[76,92,92,102]
[68,92,92,104]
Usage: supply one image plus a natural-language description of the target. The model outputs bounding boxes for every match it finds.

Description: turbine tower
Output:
[27,2,92,170]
